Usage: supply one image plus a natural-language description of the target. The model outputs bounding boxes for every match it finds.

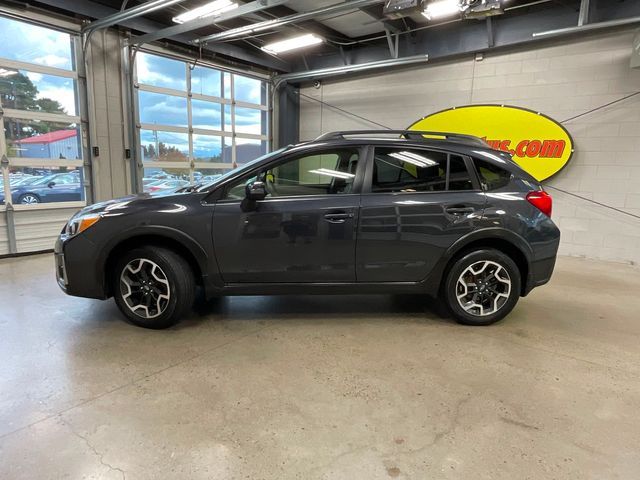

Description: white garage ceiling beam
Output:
[195,0,386,44]
[130,0,291,46]
[83,0,187,33]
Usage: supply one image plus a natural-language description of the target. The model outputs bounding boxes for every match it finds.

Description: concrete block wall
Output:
[299,28,640,266]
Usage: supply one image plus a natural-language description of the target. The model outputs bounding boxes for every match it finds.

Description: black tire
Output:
[18,193,40,204]
[112,246,195,329]
[443,249,521,326]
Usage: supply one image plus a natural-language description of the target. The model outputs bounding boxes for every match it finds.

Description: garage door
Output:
[0,13,89,254]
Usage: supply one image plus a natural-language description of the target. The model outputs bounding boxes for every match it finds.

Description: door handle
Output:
[445,206,475,215]
[323,211,354,223]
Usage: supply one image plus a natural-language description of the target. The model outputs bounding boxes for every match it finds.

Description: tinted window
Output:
[448,156,474,191]
[475,159,512,190]
[224,148,359,200]
[372,148,472,193]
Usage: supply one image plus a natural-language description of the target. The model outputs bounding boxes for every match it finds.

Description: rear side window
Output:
[474,159,512,190]
[371,148,473,193]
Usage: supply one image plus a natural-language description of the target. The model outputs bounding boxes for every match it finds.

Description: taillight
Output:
[526,190,552,217]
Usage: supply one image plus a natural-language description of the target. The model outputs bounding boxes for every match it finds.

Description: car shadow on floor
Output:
[184,293,453,329]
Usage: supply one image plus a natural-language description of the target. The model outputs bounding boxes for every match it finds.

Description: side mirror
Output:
[245,181,267,201]
[47,181,56,188]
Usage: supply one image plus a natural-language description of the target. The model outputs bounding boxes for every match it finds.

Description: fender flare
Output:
[445,227,533,262]
[423,227,533,291]
[97,225,209,277]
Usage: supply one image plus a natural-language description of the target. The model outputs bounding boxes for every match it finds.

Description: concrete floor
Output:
[0,255,639,479]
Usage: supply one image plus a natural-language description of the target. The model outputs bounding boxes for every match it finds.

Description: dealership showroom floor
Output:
[1,253,640,479]
[3,0,640,479]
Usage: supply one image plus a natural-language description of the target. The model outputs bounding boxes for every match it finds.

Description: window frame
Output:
[361,145,481,195]
[0,10,89,211]
[132,47,270,187]
[216,145,368,203]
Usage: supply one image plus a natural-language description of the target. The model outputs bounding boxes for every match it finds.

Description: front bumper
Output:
[54,237,68,292]
[54,233,108,300]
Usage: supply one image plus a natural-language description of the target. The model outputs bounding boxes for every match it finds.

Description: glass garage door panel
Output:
[136,51,186,91]
[3,119,82,160]
[191,100,222,131]
[138,90,188,127]
[0,70,78,116]
[5,166,85,205]
[139,130,189,162]
[234,74,266,105]
[0,16,74,70]
[191,66,222,98]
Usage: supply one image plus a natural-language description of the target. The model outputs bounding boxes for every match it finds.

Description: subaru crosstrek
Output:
[55,130,560,329]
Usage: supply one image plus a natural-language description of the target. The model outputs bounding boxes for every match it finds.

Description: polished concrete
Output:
[0,254,639,479]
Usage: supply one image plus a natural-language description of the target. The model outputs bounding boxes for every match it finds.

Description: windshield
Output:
[195,147,288,192]
[31,174,57,186]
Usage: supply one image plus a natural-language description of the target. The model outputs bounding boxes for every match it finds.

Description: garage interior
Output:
[1,0,640,478]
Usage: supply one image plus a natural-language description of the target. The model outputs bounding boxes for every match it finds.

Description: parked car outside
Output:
[1,172,82,205]
[55,130,560,329]
[144,179,190,193]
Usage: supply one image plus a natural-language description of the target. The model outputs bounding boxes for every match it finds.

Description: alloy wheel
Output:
[20,194,39,204]
[119,258,171,319]
[456,260,511,317]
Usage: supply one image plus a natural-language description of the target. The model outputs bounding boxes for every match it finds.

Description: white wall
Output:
[299,28,640,266]
[86,29,133,203]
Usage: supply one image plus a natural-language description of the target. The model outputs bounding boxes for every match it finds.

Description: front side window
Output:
[371,148,473,193]
[224,148,360,200]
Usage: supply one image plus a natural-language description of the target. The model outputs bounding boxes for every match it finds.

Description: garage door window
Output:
[135,51,269,191]
[0,15,87,208]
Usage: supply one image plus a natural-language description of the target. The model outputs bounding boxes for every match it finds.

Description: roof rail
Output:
[314,129,488,147]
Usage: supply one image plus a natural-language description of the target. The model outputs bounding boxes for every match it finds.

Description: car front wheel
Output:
[113,246,195,329]
[19,193,40,204]
[443,249,521,326]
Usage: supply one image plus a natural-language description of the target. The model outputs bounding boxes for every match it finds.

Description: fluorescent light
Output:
[261,34,323,55]
[172,0,238,24]
[422,0,460,20]
[308,168,355,180]
[0,68,18,77]
[389,151,437,167]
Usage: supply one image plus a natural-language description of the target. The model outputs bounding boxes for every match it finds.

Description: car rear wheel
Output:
[18,193,40,204]
[113,246,195,329]
[443,249,521,326]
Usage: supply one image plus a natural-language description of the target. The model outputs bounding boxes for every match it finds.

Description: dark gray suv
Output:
[55,130,560,329]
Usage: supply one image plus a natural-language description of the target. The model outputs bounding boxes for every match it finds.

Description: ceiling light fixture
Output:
[261,33,323,55]
[172,0,238,24]
[422,0,461,20]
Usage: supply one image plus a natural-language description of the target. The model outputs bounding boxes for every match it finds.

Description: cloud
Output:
[0,17,73,70]
[136,52,186,91]
[33,54,71,69]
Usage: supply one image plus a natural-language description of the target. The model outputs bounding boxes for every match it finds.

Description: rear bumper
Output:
[523,255,557,296]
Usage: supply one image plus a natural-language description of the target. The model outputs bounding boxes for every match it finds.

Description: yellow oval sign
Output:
[408,105,574,181]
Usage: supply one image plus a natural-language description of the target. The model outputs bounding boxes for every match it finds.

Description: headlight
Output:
[65,213,102,236]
